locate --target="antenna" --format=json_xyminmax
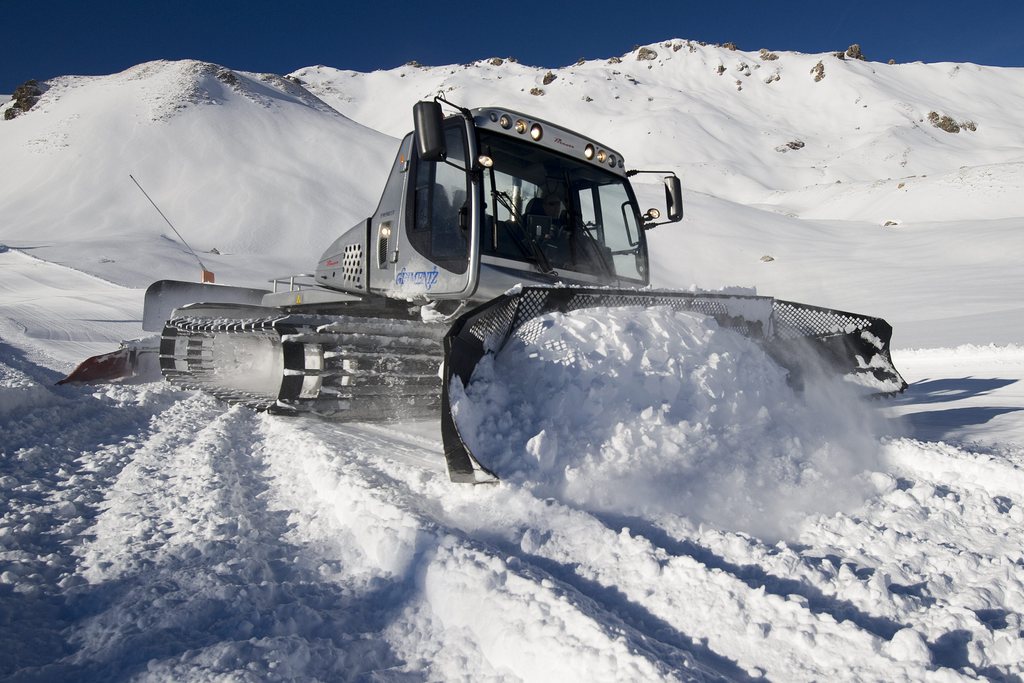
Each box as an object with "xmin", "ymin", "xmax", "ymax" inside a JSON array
[{"xmin": 130, "ymin": 174, "xmax": 215, "ymax": 283}]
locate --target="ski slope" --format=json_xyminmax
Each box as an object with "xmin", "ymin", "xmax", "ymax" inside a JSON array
[{"xmin": 2, "ymin": 41, "xmax": 1024, "ymax": 681}]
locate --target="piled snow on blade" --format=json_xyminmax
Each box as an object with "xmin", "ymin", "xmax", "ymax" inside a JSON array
[{"xmin": 452, "ymin": 306, "xmax": 886, "ymax": 539}]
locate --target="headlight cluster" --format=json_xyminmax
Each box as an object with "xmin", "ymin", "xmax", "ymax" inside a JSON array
[
  {"xmin": 490, "ymin": 111, "xmax": 623, "ymax": 169},
  {"xmin": 584, "ymin": 143, "xmax": 621, "ymax": 168},
  {"xmin": 501, "ymin": 116, "xmax": 542, "ymax": 140}
]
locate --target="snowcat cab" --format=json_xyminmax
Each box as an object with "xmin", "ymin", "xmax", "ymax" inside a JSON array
[{"xmin": 310, "ymin": 99, "xmax": 684, "ymax": 304}]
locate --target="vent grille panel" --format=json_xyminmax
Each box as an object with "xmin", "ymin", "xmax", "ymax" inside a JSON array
[{"xmin": 343, "ymin": 244, "xmax": 364, "ymax": 289}]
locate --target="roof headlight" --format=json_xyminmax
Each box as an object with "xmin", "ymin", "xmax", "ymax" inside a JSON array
[
  {"xmin": 584, "ymin": 144, "xmax": 595, "ymax": 160},
  {"xmin": 530, "ymin": 123, "xmax": 543, "ymax": 141},
  {"xmin": 514, "ymin": 119, "xmax": 527, "ymax": 134},
  {"xmin": 499, "ymin": 114, "xmax": 512, "ymax": 129},
  {"xmin": 596, "ymin": 149, "xmax": 607, "ymax": 163},
  {"xmin": 608, "ymin": 154, "xmax": 616, "ymax": 167}
]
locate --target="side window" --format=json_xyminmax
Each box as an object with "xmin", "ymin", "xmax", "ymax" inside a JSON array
[
  {"xmin": 411, "ymin": 125, "xmax": 469, "ymax": 274},
  {"xmin": 595, "ymin": 183, "xmax": 643, "ymax": 280}
]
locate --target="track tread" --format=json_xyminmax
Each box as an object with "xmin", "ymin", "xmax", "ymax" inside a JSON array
[{"xmin": 160, "ymin": 312, "xmax": 445, "ymax": 422}]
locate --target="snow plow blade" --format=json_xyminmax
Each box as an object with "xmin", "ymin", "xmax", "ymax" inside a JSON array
[
  {"xmin": 58, "ymin": 346, "xmax": 138, "ymax": 385},
  {"xmin": 57, "ymin": 338, "xmax": 160, "ymax": 385},
  {"xmin": 439, "ymin": 286, "xmax": 906, "ymax": 483}
]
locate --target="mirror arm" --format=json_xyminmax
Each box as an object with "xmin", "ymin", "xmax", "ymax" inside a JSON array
[
  {"xmin": 433, "ymin": 92, "xmax": 473, "ymax": 121},
  {"xmin": 627, "ymin": 169, "xmax": 683, "ymax": 227}
]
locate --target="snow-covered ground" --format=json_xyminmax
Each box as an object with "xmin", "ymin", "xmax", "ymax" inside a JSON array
[{"xmin": 2, "ymin": 41, "xmax": 1023, "ymax": 681}]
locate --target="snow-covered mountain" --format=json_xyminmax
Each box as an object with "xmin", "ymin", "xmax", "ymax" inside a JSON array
[
  {"xmin": 0, "ymin": 60, "xmax": 396, "ymax": 289},
  {"xmin": 2, "ymin": 40, "xmax": 1023, "ymax": 680},
  {"xmin": 293, "ymin": 43, "xmax": 1024, "ymax": 202}
]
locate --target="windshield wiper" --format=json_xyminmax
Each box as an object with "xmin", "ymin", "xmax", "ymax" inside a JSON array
[{"xmin": 492, "ymin": 189, "xmax": 555, "ymax": 274}]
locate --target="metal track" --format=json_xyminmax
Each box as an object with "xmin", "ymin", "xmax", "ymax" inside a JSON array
[{"xmin": 160, "ymin": 312, "xmax": 446, "ymax": 422}]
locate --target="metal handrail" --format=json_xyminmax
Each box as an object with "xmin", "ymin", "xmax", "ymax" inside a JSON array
[{"xmin": 268, "ymin": 274, "xmax": 316, "ymax": 293}]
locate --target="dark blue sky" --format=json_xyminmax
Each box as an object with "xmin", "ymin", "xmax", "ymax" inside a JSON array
[{"xmin": 3, "ymin": 0, "xmax": 1022, "ymax": 93}]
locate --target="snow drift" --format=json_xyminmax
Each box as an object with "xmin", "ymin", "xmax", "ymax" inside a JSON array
[{"xmin": 452, "ymin": 306, "xmax": 884, "ymax": 539}]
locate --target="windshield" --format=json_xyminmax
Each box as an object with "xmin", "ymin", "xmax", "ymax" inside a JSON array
[{"xmin": 479, "ymin": 131, "xmax": 646, "ymax": 281}]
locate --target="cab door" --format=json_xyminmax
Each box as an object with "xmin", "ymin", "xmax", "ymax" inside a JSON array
[{"xmin": 391, "ymin": 121, "xmax": 480, "ymax": 300}]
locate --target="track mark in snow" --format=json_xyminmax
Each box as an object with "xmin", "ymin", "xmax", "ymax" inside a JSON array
[
  {"xmin": 257, "ymin": 417, "xmax": 714, "ymax": 682},
  {"xmin": 0, "ymin": 361, "xmax": 185, "ymax": 677},
  {"xmin": 886, "ymin": 437, "xmax": 1024, "ymax": 501},
  {"xmin": 258, "ymin": 411, "xmax": 1024, "ymax": 680},
  {"xmin": 440, "ymin": 489, "xmax": 919, "ymax": 681},
  {"xmin": 63, "ymin": 404, "xmax": 401, "ymax": 681},
  {"xmin": 422, "ymin": 445, "xmax": 1024, "ymax": 680}
]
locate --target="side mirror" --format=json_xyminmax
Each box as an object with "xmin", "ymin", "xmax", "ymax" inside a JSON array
[
  {"xmin": 414, "ymin": 101, "xmax": 446, "ymax": 161},
  {"xmin": 664, "ymin": 175, "xmax": 683, "ymax": 222}
]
